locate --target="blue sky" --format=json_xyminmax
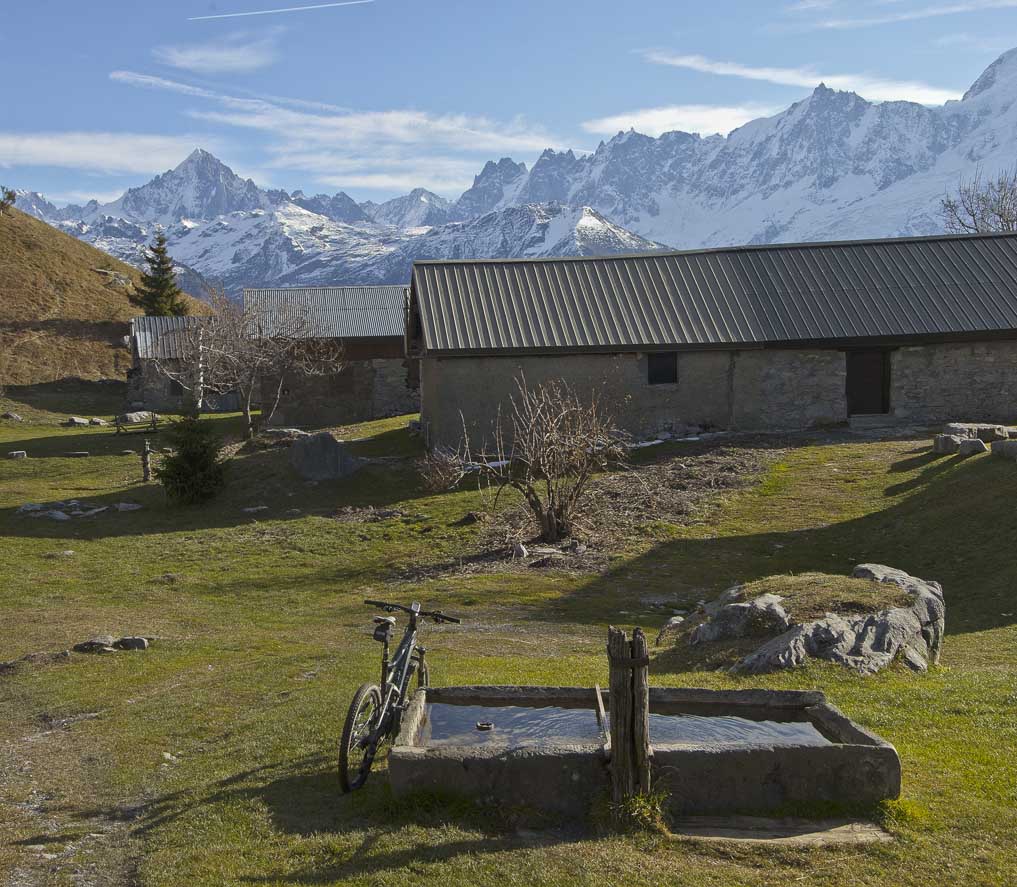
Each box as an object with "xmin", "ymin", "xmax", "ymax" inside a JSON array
[{"xmin": 3, "ymin": 0, "xmax": 1016, "ymax": 205}]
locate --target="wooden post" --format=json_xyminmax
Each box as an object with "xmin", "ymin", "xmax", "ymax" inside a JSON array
[
  {"xmin": 631, "ymin": 628, "xmax": 651, "ymax": 795},
  {"xmin": 142, "ymin": 438, "xmax": 152, "ymax": 482},
  {"xmin": 608, "ymin": 625, "xmax": 651, "ymax": 809},
  {"xmin": 608, "ymin": 626, "xmax": 634, "ymax": 804}
]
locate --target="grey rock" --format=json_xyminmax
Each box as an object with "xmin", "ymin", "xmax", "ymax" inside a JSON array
[
  {"xmin": 113, "ymin": 636, "xmax": 149, "ymax": 651},
  {"xmin": 991, "ymin": 439, "xmax": 1017, "ymax": 460},
  {"xmin": 288, "ymin": 432, "xmax": 362, "ymax": 481},
  {"xmin": 655, "ymin": 615, "xmax": 685, "ymax": 646},
  {"xmin": 243, "ymin": 505, "xmax": 269, "ymax": 513},
  {"xmin": 89, "ymin": 418, "xmax": 108, "ymax": 426},
  {"xmin": 1, "ymin": 411, "xmax": 23, "ymax": 421},
  {"xmin": 115, "ymin": 502, "xmax": 143, "ymax": 512},
  {"xmin": 46, "ymin": 510, "xmax": 71, "ymax": 521},
  {"xmin": 119, "ymin": 411, "xmax": 156, "ymax": 424},
  {"xmin": 958, "ymin": 438, "xmax": 989, "ymax": 456},
  {"xmin": 120, "ymin": 449, "xmax": 137, "ymax": 455},
  {"xmin": 943, "ymin": 422, "xmax": 1008, "ymax": 442},
  {"xmin": 734, "ymin": 563, "xmax": 945, "ymax": 676},
  {"xmin": 64, "ymin": 416, "xmax": 89, "ymax": 427},
  {"xmin": 16, "ymin": 503, "xmax": 45, "ymax": 514},
  {"xmin": 932, "ymin": 434, "xmax": 962, "ymax": 454},
  {"xmin": 689, "ymin": 589, "xmax": 792, "ymax": 645},
  {"xmin": 7, "ymin": 451, "xmax": 27, "ymax": 459},
  {"xmin": 513, "ymin": 542, "xmax": 529, "ymax": 559},
  {"xmin": 44, "ymin": 550, "xmax": 75, "ymax": 559},
  {"xmin": 261, "ymin": 427, "xmax": 309, "ymax": 439},
  {"xmin": 73, "ymin": 635, "xmax": 117, "ymax": 654},
  {"xmin": 66, "ymin": 451, "xmax": 90, "ymax": 458}
]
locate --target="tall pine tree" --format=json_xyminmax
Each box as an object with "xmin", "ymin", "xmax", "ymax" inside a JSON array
[{"xmin": 138, "ymin": 231, "xmax": 188, "ymax": 316}]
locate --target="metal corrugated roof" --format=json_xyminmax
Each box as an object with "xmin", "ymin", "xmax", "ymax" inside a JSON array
[
  {"xmin": 130, "ymin": 315, "xmax": 199, "ymax": 360},
  {"xmin": 410, "ymin": 232, "xmax": 1017, "ymax": 354},
  {"xmin": 243, "ymin": 286, "xmax": 406, "ymax": 339}
]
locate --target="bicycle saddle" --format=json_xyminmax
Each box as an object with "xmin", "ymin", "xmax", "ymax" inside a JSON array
[{"xmin": 373, "ymin": 616, "xmax": 396, "ymax": 626}]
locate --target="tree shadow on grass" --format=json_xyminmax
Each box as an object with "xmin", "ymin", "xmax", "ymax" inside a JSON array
[
  {"xmin": 86, "ymin": 755, "xmax": 569, "ymax": 883},
  {"xmin": 525, "ymin": 453, "xmax": 1016, "ymax": 637},
  {"xmin": 0, "ymin": 445, "xmax": 436, "ymax": 540}
]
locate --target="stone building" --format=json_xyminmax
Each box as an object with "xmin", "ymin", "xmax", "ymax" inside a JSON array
[
  {"xmin": 244, "ymin": 286, "xmax": 418, "ymax": 428},
  {"xmin": 125, "ymin": 315, "xmax": 197, "ymax": 412},
  {"xmin": 405, "ymin": 232, "xmax": 1017, "ymax": 449}
]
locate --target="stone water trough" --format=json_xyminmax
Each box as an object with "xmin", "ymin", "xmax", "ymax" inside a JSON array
[{"xmin": 388, "ymin": 685, "xmax": 901, "ymax": 819}]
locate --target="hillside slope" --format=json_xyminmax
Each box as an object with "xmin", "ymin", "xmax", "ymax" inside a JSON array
[{"xmin": 0, "ymin": 208, "xmax": 200, "ymax": 385}]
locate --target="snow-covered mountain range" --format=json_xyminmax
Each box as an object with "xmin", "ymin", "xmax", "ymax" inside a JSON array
[{"xmin": 17, "ymin": 48, "xmax": 1017, "ymax": 294}]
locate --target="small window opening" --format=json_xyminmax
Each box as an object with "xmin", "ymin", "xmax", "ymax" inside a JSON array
[{"xmin": 647, "ymin": 352, "xmax": 678, "ymax": 385}]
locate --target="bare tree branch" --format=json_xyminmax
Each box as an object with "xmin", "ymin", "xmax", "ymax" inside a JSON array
[
  {"xmin": 152, "ymin": 286, "xmax": 346, "ymax": 437},
  {"xmin": 941, "ymin": 164, "xmax": 1017, "ymax": 234},
  {"xmin": 420, "ymin": 377, "xmax": 629, "ymax": 543}
]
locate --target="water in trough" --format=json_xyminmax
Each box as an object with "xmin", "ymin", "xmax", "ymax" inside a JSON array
[{"xmin": 421, "ymin": 702, "xmax": 831, "ymax": 749}]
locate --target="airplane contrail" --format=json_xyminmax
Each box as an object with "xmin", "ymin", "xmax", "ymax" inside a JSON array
[{"xmin": 188, "ymin": 0, "xmax": 374, "ymax": 21}]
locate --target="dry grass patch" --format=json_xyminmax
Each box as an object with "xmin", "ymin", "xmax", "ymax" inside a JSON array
[{"xmin": 741, "ymin": 572, "xmax": 913, "ymax": 622}]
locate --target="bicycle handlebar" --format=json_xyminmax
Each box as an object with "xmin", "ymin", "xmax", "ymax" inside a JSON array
[{"xmin": 364, "ymin": 599, "xmax": 461, "ymax": 624}]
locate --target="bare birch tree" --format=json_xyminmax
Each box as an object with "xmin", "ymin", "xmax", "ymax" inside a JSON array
[
  {"xmin": 155, "ymin": 287, "xmax": 345, "ymax": 438},
  {"xmin": 420, "ymin": 377, "xmax": 628, "ymax": 543},
  {"xmin": 941, "ymin": 165, "xmax": 1017, "ymax": 234}
]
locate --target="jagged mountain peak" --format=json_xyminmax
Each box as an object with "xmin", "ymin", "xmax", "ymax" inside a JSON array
[
  {"xmin": 963, "ymin": 47, "xmax": 1017, "ymax": 101},
  {"xmin": 366, "ymin": 188, "xmax": 452, "ymax": 228}
]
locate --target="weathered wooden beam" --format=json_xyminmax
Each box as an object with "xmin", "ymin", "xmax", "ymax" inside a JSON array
[
  {"xmin": 632, "ymin": 627, "xmax": 651, "ymax": 794},
  {"xmin": 608, "ymin": 626, "xmax": 635, "ymax": 804}
]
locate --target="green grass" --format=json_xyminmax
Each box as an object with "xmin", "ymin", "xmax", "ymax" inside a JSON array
[{"xmin": 1, "ymin": 401, "xmax": 1016, "ymax": 886}]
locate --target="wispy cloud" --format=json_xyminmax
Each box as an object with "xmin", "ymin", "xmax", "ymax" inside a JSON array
[
  {"xmin": 110, "ymin": 70, "xmax": 564, "ymax": 195},
  {"xmin": 47, "ymin": 189, "xmax": 131, "ymax": 206},
  {"xmin": 795, "ymin": 0, "xmax": 1017, "ymax": 30},
  {"xmin": 643, "ymin": 50, "xmax": 961, "ymax": 104},
  {"xmin": 188, "ymin": 0, "xmax": 373, "ymax": 22},
  {"xmin": 582, "ymin": 103, "xmax": 782, "ymax": 138},
  {"xmin": 153, "ymin": 32, "xmax": 281, "ymax": 74},
  {"xmin": 0, "ymin": 132, "xmax": 218, "ymax": 175},
  {"xmin": 933, "ymin": 31, "xmax": 1012, "ymax": 52}
]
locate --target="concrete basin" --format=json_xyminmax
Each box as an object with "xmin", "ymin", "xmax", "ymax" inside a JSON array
[{"xmin": 388, "ymin": 686, "xmax": 901, "ymax": 818}]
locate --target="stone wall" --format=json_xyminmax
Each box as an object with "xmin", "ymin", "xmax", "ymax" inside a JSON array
[
  {"xmin": 891, "ymin": 340, "xmax": 1017, "ymax": 424},
  {"xmin": 125, "ymin": 358, "xmax": 191, "ymax": 413},
  {"xmin": 266, "ymin": 358, "xmax": 418, "ymax": 428},
  {"xmin": 420, "ymin": 339, "xmax": 1017, "ymax": 448},
  {"xmin": 420, "ymin": 348, "xmax": 849, "ymax": 449}
]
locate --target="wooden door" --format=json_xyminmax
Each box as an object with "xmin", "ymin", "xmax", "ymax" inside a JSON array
[{"xmin": 846, "ymin": 351, "xmax": 890, "ymax": 415}]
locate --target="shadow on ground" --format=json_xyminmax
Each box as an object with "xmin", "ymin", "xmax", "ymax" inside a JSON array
[{"xmin": 535, "ymin": 450, "xmax": 1016, "ymax": 638}]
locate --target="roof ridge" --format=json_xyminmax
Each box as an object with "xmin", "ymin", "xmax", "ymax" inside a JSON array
[{"xmin": 410, "ymin": 230, "xmax": 1017, "ymax": 269}]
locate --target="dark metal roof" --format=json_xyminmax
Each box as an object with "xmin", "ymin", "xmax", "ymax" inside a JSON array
[
  {"xmin": 410, "ymin": 232, "xmax": 1017, "ymax": 354},
  {"xmin": 130, "ymin": 315, "xmax": 199, "ymax": 360},
  {"xmin": 243, "ymin": 286, "xmax": 406, "ymax": 339}
]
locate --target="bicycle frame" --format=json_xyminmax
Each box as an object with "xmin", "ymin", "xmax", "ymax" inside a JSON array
[{"xmin": 363, "ymin": 603, "xmax": 425, "ymax": 762}]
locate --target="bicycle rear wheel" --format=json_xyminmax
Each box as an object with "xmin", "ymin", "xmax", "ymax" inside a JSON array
[{"xmin": 338, "ymin": 683, "xmax": 382, "ymax": 793}]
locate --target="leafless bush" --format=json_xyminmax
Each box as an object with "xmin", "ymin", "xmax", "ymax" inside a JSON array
[
  {"xmin": 420, "ymin": 377, "xmax": 628, "ymax": 543},
  {"xmin": 941, "ymin": 164, "xmax": 1017, "ymax": 234},
  {"xmin": 155, "ymin": 286, "xmax": 345, "ymax": 438}
]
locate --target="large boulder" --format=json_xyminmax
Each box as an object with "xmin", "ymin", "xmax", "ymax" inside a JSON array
[
  {"xmin": 991, "ymin": 439, "xmax": 1017, "ymax": 461},
  {"xmin": 118, "ymin": 411, "xmax": 156, "ymax": 425},
  {"xmin": 958, "ymin": 438, "xmax": 989, "ymax": 457},
  {"xmin": 289, "ymin": 432, "xmax": 362, "ymax": 481},
  {"xmin": 943, "ymin": 422, "xmax": 1008, "ymax": 442},
  {"xmin": 689, "ymin": 588, "xmax": 791, "ymax": 645},
  {"xmin": 734, "ymin": 564, "xmax": 945, "ymax": 676},
  {"xmin": 64, "ymin": 417, "xmax": 89, "ymax": 427},
  {"xmin": 932, "ymin": 434, "xmax": 962, "ymax": 455}
]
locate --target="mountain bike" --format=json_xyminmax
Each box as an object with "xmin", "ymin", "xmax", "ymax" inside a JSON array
[{"xmin": 338, "ymin": 599, "xmax": 461, "ymax": 793}]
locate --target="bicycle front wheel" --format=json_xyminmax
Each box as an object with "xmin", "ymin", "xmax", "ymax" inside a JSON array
[{"xmin": 338, "ymin": 683, "xmax": 382, "ymax": 793}]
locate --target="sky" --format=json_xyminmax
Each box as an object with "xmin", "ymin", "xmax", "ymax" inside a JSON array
[{"xmin": 3, "ymin": 0, "xmax": 1017, "ymax": 205}]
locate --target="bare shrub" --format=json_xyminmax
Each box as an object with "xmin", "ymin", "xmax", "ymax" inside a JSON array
[
  {"xmin": 941, "ymin": 165, "xmax": 1017, "ymax": 234},
  {"xmin": 420, "ymin": 377, "xmax": 628, "ymax": 543},
  {"xmin": 154, "ymin": 287, "xmax": 345, "ymax": 438}
]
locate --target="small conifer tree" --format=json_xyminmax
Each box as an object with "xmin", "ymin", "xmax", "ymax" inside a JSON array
[
  {"xmin": 155, "ymin": 417, "xmax": 227, "ymax": 504},
  {"xmin": 138, "ymin": 231, "xmax": 188, "ymax": 316},
  {"xmin": 0, "ymin": 186, "xmax": 15, "ymax": 217}
]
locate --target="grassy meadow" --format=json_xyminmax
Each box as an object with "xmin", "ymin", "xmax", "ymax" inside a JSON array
[{"xmin": 1, "ymin": 385, "xmax": 1015, "ymax": 886}]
